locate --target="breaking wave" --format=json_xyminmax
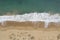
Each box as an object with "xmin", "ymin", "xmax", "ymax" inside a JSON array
[{"xmin": 0, "ymin": 12, "xmax": 60, "ymax": 28}]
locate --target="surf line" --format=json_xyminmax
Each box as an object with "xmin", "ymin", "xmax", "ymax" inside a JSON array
[{"xmin": 0, "ymin": 12, "xmax": 60, "ymax": 28}]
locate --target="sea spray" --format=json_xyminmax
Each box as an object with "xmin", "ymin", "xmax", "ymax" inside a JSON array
[{"xmin": 0, "ymin": 12, "xmax": 60, "ymax": 28}]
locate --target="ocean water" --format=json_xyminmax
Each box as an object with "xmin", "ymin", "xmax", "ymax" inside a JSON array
[
  {"xmin": 0, "ymin": 0, "xmax": 60, "ymax": 15},
  {"xmin": 0, "ymin": 0, "xmax": 60, "ymax": 28}
]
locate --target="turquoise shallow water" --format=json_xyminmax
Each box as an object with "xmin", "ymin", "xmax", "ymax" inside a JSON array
[{"xmin": 0, "ymin": 0, "xmax": 60, "ymax": 15}]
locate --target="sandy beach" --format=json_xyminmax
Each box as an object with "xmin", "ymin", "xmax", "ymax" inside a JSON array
[
  {"xmin": 0, "ymin": 21, "xmax": 60, "ymax": 40},
  {"xmin": 0, "ymin": 0, "xmax": 60, "ymax": 40}
]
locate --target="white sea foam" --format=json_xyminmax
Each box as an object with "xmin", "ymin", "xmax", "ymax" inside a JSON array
[{"xmin": 0, "ymin": 12, "xmax": 60, "ymax": 28}]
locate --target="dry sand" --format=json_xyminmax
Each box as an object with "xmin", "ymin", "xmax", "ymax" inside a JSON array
[{"xmin": 0, "ymin": 21, "xmax": 60, "ymax": 40}]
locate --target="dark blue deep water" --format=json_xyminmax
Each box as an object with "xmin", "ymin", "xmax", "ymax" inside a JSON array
[{"xmin": 0, "ymin": 0, "xmax": 60, "ymax": 15}]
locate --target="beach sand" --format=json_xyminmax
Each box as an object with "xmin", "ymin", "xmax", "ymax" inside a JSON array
[{"xmin": 0, "ymin": 21, "xmax": 60, "ymax": 40}]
